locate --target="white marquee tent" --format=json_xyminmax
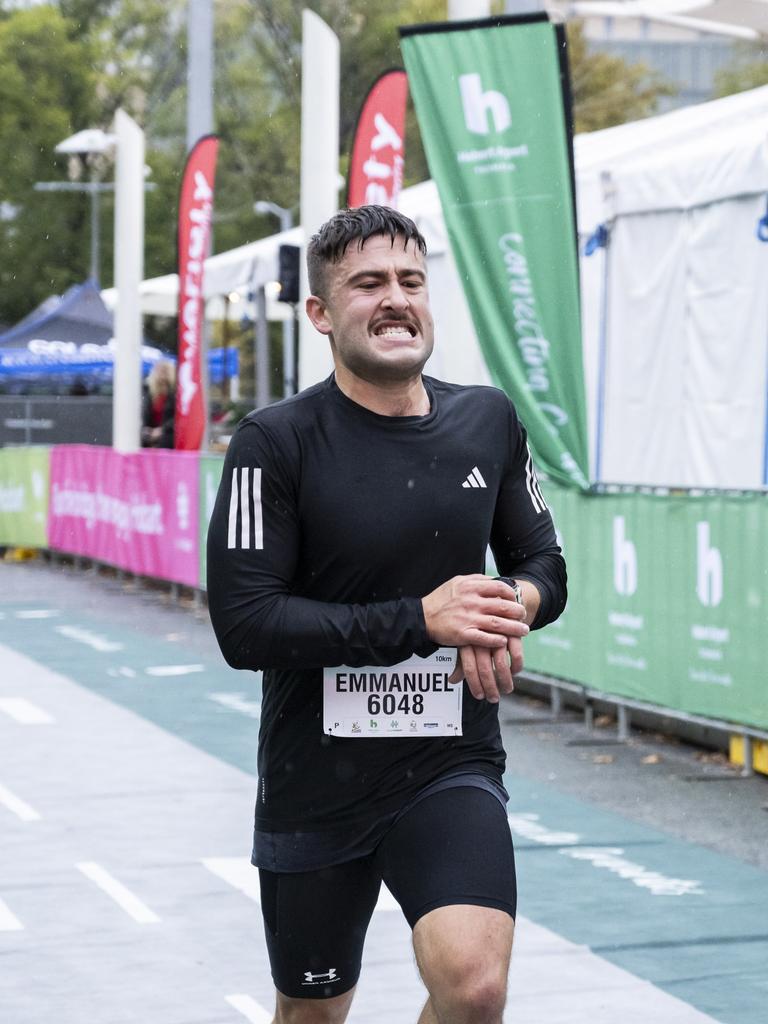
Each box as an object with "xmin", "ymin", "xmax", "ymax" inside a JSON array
[{"xmin": 105, "ymin": 85, "xmax": 768, "ymax": 489}]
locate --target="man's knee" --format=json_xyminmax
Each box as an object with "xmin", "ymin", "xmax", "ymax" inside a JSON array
[{"xmin": 434, "ymin": 955, "xmax": 508, "ymax": 1022}]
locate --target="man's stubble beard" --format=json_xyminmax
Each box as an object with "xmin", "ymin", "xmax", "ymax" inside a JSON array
[{"xmin": 333, "ymin": 336, "xmax": 435, "ymax": 385}]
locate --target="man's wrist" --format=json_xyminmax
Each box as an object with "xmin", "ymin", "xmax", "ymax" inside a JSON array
[
  {"xmin": 507, "ymin": 579, "xmax": 524, "ymax": 608},
  {"xmin": 497, "ymin": 576, "xmax": 539, "ymax": 625}
]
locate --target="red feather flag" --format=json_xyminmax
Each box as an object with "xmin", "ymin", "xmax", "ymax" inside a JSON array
[
  {"xmin": 175, "ymin": 134, "xmax": 219, "ymax": 450},
  {"xmin": 348, "ymin": 70, "xmax": 408, "ymax": 210}
]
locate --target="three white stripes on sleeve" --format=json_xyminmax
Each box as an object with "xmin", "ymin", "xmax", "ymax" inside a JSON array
[{"xmin": 228, "ymin": 467, "xmax": 264, "ymax": 550}]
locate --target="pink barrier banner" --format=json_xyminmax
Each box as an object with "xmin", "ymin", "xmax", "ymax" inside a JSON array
[{"xmin": 49, "ymin": 446, "xmax": 200, "ymax": 587}]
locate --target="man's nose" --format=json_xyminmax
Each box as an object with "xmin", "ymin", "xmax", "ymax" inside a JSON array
[{"xmin": 381, "ymin": 280, "xmax": 409, "ymax": 310}]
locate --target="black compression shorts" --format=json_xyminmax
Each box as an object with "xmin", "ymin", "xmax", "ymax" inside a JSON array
[{"xmin": 258, "ymin": 786, "xmax": 517, "ymax": 999}]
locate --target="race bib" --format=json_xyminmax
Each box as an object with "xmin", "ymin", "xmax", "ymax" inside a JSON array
[{"xmin": 323, "ymin": 649, "xmax": 462, "ymax": 738}]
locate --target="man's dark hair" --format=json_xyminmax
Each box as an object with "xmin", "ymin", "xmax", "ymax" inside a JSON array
[{"xmin": 307, "ymin": 206, "xmax": 427, "ymax": 299}]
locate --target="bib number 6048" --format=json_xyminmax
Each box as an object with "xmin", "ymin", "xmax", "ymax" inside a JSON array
[{"xmin": 368, "ymin": 693, "xmax": 424, "ymax": 716}]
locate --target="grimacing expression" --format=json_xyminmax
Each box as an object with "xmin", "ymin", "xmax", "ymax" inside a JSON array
[{"xmin": 311, "ymin": 234, "xmax": 435, "ymax": 384}]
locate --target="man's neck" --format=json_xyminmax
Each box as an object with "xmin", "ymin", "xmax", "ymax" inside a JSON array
[{"xmin": 334, "ymin": 367, "xmax": 430, "ymax": 418}]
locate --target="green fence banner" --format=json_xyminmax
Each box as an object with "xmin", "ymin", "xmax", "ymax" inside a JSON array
[
  {"xmin": 400, "ymin": 15, "xmax": 588, "ymax": 490},
  {"xmin": 0, "ymin": 446, "xmax": 50, "ymax": 548},
  {"xmin": 199, "ymin": 454, "xmax": 224, "ymax": 589},
  {"xmin": 525, "ymin": 483, "xmax": 768, "ymax": 731}
]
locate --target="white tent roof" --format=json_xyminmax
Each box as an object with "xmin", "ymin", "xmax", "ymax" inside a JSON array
[
  {"xmin": 549, "ymin": 0, "xmax": 768, "ymax": 39},
  {"xmin": 574, "ymin": 84, "xmax": 768, "ymax": 231},
  {"xmin": 101, "ymin": 226, "xmax": 302, "ymax": 321}
]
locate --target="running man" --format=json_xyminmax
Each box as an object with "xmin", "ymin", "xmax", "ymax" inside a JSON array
[{"xmin": 207, "ymin": 206, "xmax": 566, "ymax": 1024}]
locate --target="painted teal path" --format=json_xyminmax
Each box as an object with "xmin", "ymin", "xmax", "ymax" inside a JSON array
[{"xmin": 3, "ymin": 601, "xmax": 767, "ymax": 1024}]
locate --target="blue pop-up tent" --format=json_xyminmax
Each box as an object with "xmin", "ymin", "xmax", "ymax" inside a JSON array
[{"xmin": 0, "ymin": 279, "xmax": 237, "ymax": 383}]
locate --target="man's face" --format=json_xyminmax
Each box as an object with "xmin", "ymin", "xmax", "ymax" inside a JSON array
[{"xmin": 306, "ymin": 234, "xmax": 434, "ymax": 384}]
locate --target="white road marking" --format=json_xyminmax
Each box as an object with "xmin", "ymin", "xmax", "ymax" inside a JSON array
[
  {"xmin": 203, "ymin": 857, "xmax": 399, "ymax": 913},
  {"xmin": 107, "ymin": 666, "xmax": 137, "ymax": 679},
  {"xmin": 0, "ymin": 782, "xmax": 40, "ymax": 822},
  {"xmin": 225, "ymin": 994, "xmax": 272, "ymax": 1023},
  {"xmin": 225, "ymin": 995, "xmax": 274, "ymax": 1019},
  {"xmin": 208, "ymin": 692, "xmax": 262, "ymax": 719},
  {"xmin": 145, "ymin": 664, "xmax": 205, "ymax": 677},
  {"xmin": 203, "ymin": 857, "xmax": 261, "ymax": 902},
  {"xmin": 54, "ymin": 624, "xmax": 124, "ymax": 652},
  {"xmin": 14, "ymin": 609, "xmax": 59, "ymax": 619},
  {"xmin": 76, "ymin": 862, "xmax": 160, "ymax": 924},
  {"xmin": 563, "ymin": 846, "xmax": 704, "ymax": 896},
  {"xmin": 0, "ymin": 897, "xmax": 23, "ymax": 931},
  {"xmin": 509, "ymin": 813, "xmax": 703, "ymax": 897},
  {"xmin": 0, "ymin": 698, "xmax": 54, "ymax": 724}
]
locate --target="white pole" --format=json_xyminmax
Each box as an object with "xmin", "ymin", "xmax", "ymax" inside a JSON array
[
  {"xmin": 187, "ymin": 0, "xmax": 214, "ymax": 151},
  {"xmin": 298, "ymin": 9, "xmax": 339, "ymax": 391},
  {"xmin": 112, "ymin": 109, "xmax": 144, "ymax": 453}
]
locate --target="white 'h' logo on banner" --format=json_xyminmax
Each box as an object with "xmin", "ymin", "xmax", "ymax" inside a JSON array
[
  {"xmin": 459, "ymin": 73, "xmax": 511, "ymax": 134},
  {"xmin": 613, "ymin": 516, "xmax": 637, "ymax": 596},
  {"xmin": 696, "ymin": 521, "xmax": 723, "ymax": 607}
]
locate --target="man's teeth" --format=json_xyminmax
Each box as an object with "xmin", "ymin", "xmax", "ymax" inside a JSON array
[{"xmin": 376, "ymin": 326, "xmax": 413, "ymax": 337}]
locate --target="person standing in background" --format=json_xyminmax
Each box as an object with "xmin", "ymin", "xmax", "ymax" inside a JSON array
[{"xmin": 141, "ymin": 360, "xmax": 176, "ymax": 448}]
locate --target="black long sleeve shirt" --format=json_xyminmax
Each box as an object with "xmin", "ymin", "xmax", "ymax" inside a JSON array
[{"xmin": 207, "ymin": 374, "xmax": 566, "ymax": 844}]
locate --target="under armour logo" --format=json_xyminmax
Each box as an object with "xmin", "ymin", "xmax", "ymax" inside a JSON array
[
  {"xmin": 462, "ymin": 466, "xmax": 486, "ymax": 489},
  {"xmin": 303, "ymin": 968, "xmax": 338, "ymax": 984}
]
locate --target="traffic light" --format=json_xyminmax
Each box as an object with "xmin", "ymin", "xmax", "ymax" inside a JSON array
[{"xmin": 277, "ymin": 244, "xmax": 300, "ymax": 304}]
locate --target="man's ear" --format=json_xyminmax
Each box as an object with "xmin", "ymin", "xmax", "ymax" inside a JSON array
[{"xmin": 306, "ymin": 295, "xmax": 332, "ymax": 336}]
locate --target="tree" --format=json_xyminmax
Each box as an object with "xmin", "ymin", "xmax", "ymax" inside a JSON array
[
  {"xmin": 0, "ymin": 5, "xmax": 99, "ymax": 326},
  {"xmin": 566, "ymin": 21, "xmax": 676, "ymax": 134},
  {"xmin": 713, "ymin": 42, "xmax": 768, "ymax": 98}
]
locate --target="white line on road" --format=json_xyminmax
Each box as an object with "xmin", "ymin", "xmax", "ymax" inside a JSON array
[
  {"xmin": 0, "ymin": 897, "xmax": 24, "ymax": 931},
  {"xmin": 203, "ymin": 857, "xmax": 399, "ymax": 912},
  {"xmin": 203, "ymin": 857, "xmax": 261, "ymax": 902},
  {"xmin": 145, "ymin": 664, "xmax": 205, "ymax": 677},
  {"xmin": 0, "ymin": 782, "xmax": 41, "ymax": 821},
  {"xmin": 0, "ymin": 698, "xmax": 54, "ymax": 724},
  {"xmin": 225, "ymin": 994, "xmax": 272, "ymax": 1024},
  {"xmin": 54, "ymin": 624, "xmax": 124, "ymax": 652},
  {"xmin": 14, "ymin": 609, "xmax": 60, "ymax": 619},
  {"xmin": 76, "ymin": 862, "xmax": 160, "ymax": 924},
  {"xmin": 508, "ymin": 813, "xmax": 703, "ymax": 897},
  {"xmin": 209, "ymin": 692, "xmax": 262, "ymax": 718},
  {"xmin": 107, "ymin": 666, "xmax": 137, "ymax": 678}
]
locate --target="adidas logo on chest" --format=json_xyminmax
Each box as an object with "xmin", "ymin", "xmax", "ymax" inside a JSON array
[{"xmin": 462, "ymin": 466, "xmax": 487, "ymax": 489}]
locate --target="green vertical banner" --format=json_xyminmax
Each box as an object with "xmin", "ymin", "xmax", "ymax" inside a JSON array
[
  {"xmin": 0, "ymin": 446, "xmax": 50, "ymax": 547},
  {"xmin": 199, "ymin": 454, "xmax": 224, "ymax": 588},
  {"xmin": 400, "ymin": 15, "xmax": 588, "ymax": 489}
]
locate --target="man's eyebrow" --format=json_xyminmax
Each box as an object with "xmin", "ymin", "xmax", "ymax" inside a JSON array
[{"xmin": 345, "ymin": 267, "xmax": 426, "ymax": 285}]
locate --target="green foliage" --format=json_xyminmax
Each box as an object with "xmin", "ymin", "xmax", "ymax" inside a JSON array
[
  {"xmin": 713, "ymin": 42, "xmax": 768, "ymax": 98},
  {"xmin": 0, "ymin": 5, "xmax": 99, "ymax": 324},
  {"xmin": 566, "ymin": 21, "xmax": 676, "ymax": 134}
]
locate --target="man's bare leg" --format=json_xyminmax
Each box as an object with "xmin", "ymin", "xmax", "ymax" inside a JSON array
[
  {"xmin": 413, "ymin": 905, "xmax": 514, "ymax": 1024},
  {"xmin": 272, "ymin": 985, "xmax": 356, "ymax": 1024}
]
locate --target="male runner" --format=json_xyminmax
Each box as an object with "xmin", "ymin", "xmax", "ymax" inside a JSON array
[{"xmin": 207, "ymin": 206, "xmax": 566, "ymax": 1024}]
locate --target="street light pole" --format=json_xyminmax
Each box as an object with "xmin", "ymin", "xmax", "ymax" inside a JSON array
[
  {"xmin": 90, "ymin": 162, "xmax": 101, "ymax": 283},
  {"xmin": 254, "ymin": 200, "xmax": 296, "ymax": 398}
]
